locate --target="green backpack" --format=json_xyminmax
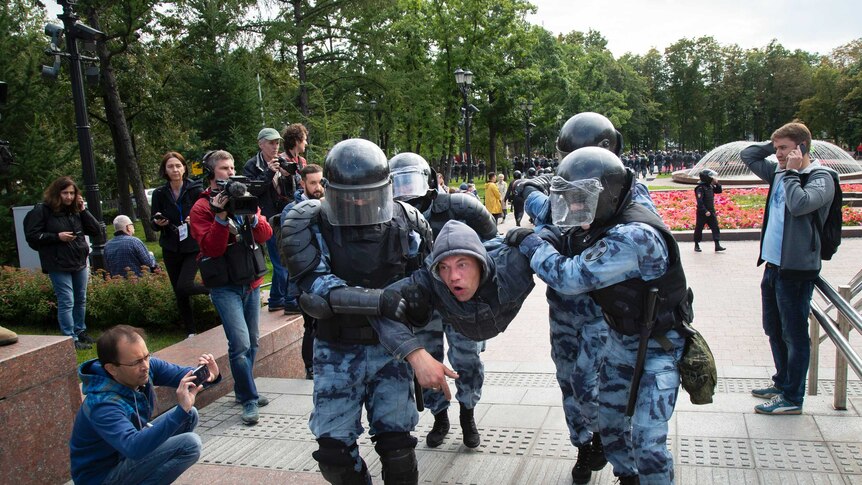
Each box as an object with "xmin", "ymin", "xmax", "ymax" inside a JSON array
[{"xmin": 678, "ymin": 325, "xmax": 718, "ymax": 405}]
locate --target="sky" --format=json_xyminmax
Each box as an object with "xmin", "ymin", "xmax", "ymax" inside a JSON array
[{"xmin": 526, "ymin": 0, "xmax": 860, "ymax": 58}]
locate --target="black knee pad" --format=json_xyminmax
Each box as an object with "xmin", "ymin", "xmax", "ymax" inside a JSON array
[
  {"xmin": 372, "ymin": 432, "xmax": 418, "ymax": 485},
  {"xmin": 313, "ymin": 438, "xmax": 369, "ymax": 485}
]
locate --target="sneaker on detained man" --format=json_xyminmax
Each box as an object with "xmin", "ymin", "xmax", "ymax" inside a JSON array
[
  {"xmin": 754, "ymin": 394, "xmax": 802, "ymax": 415},
  {"xmin": 751, "ymin": 386, "xmax": 781, "ymax": 399}
]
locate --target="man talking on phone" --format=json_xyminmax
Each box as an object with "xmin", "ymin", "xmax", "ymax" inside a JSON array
[
  {"xmin": 70, "ymin": 325, "xmax": 220, "ymax": 484},
  {"xmin": 740, "ymin": 121, "xmax": 836, "ymax": 415}
]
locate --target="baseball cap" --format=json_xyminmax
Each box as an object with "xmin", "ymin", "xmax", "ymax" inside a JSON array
[
  {"xmin": 258, "ymin": 128, "xmax": 282, "ymax": 141},
  {"xmin": 113, "ymin": 215, "xmax": 133, "ymax": 232}
]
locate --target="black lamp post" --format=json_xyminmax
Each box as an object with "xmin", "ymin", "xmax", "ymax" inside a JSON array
[
  {"xmin": 455, "ymin": 68, "xmax": 476, "ymax": 183},
  {"xmin": 44, "ymin": 0, "xmax": 107, "ymax": 270},
  {"xmin": 369, "ymin": 99, "xmax": 378, "ymax": 146},
  {"xmin": 520, "ymin": 100, "xmax": 533, "ymax": 170}
]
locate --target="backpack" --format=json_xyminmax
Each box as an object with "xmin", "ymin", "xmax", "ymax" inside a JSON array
[{"xmin": 800, "ymin": 170, "xmax": 842, "ymax": 260}]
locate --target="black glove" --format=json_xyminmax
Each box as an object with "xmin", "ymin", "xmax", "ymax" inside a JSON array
[
  {"xmin": 379, "ymin": 289, "xmax": 407, "ymax": 322},
  {"xmin": 505, "ymin": 227, "xmax": 535, "ymax": 247},
  {"xmin": 537, "ymin": 226, "xmax": 563, "ymax": 250},
  {"xmin": 521, "ymin": 174, "xmax": 553, "ymax": 198},
  {"xmin": 402, "ymin": 283, "xmax": 432, "ymax": 327}
]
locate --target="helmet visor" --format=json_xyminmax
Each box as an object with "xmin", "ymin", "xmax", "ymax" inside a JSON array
[
  {"xmin": 549, "ymin": 176, "xmax": 603, "ymax": 227},
  {"xmin": 391, "ymin": 167, "xmax": 429, "ymax": 199},
  {"xmin": 322, "ymin": 183, "xmax": 394, "ymax": 226}
]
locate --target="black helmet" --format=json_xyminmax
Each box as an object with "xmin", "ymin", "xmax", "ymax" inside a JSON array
[
  {"xmin": 323, "ymin": 138, "xmax": 393, "ymax": 226},
  {"xmin": 527, "ymin": 167, "xmax": 537, "ymax": 177},
  {"xmin": 388, "ymin": 152, "xmax": 437, "ymax": 211},
  {"xmin": 513, "ymin": 170, "xmax": 522, "ymax": 179},
  {"xmin": 556, "ymin": 112, "xmax": 623, "ymax": 158},
  {"xmin": 553, "ymin": 147, "xmax": 632, "ymax": 227},
  {"xmin": 699, "ymin": 169, "xmax": 717, "ymax": 184}
]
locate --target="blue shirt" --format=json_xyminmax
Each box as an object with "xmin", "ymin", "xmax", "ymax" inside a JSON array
[
  {"xmin": 104, "ymin": 233, "xmax": 156, "ymax": 277},
  {"xmin": 761, "ymin": 174, "xmax": 786, "ymax": 265}
]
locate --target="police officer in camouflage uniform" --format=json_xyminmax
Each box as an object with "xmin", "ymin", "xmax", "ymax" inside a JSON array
[
  {"xmin": 521, "ymin": 112, "xmax": 662, "ymax": 484},
  {"xmin": 389, "ymin": 152, "xmax": 497, "ymax": 449},
  {"xmin": 513, "ymin": 147, "xmax": 693, "ymax": 485},
  {"xmin": 280, "ymin": 139, "xmax": 434, "ymax": 484}
]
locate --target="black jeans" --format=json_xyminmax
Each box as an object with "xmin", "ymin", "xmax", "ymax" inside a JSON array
[
  {"xmin": 162, "ymin": 249, "xmax": 209, "ymax": 334},
  {"xmin": 302, "ymin": 312, "xmax": 316, "ymax": 369},
  {"xmin": 693, "ymin": 211, "xmax": 720, "ymax": 244}
]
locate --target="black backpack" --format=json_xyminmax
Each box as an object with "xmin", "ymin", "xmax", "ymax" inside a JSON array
[{"xmin": 800, "ymin": 169, "xmax": 842, "ymax": 260}]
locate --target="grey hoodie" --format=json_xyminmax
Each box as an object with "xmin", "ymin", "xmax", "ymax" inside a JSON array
[{"xmin": 374, "ymin": 220, "xmax": 536, "ymax": 357}]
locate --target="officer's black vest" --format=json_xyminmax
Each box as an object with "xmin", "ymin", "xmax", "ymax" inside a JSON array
[
  {"xmin": 565, "ymin": 203, "xmax": 692, "ymax": 337},
  {"xmin": 315, "ymin": 208, "xmax": 413, "ymax": 344}
]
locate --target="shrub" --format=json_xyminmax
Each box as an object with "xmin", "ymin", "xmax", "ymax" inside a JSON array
[{"xmin": 0, "ymin": 265, "xmax": 219, "ymax": 332}]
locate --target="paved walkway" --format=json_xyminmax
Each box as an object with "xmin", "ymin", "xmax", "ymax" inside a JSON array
[{"xmin": 179, "ymin": 215, "xmax": 862, "ymax": 484}]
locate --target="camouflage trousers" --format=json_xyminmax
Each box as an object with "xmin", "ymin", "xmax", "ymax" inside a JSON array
[
  {"xmin": 415, "ymin": 313, "xmax": 484, "ymax": 413},
  {"xmin": 309, "ymin": 338, "xmax": 418, "ymax": 471},
  {"xmin": 598, "ymin": 328, "xmax": 684, "ymax": 484},
  {"xmin": 549, "ymin": 314, "xmax": 607, "ymax": 447}
]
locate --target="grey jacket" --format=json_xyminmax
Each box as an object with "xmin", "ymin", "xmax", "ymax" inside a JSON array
[
  {"xmin": 374, "ymin": 220, "xmax": 535, "ymax": 359},
  {"xmin": 740, "ymin": 141, "xmax": 835, "ymax": 279}
]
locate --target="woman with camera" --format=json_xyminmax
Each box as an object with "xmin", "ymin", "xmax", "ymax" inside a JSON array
[
  {"xmin": 24, "ymin": 176, "xmax": 102, "ymax": 350},
  {"xmin": 151, "ymin": 151, "xmax": 208, "ymax": 337}
]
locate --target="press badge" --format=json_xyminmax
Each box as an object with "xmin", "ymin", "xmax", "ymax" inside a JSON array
[{"xmin": 178, "ymin": 223, "xmax": 189, "ymax": 241}]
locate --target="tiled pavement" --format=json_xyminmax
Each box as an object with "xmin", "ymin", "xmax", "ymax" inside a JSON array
[{"xmin": 178, "ymin": 217, "xmax": 862, "ymax": 484}]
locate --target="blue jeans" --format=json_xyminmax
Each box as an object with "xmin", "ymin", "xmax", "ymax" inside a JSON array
[
  {"xmin": 210, "ymin": 285, "xmax": 260, "ymax": 404},
  {"xmin": 103, "ymin": 407, "xmax": 201, "ymax": 485},
  {"xmin": 266, "ymin": 236, "xmax": 291, "ymax": 307},
  {"xmin": 48, "ymin": 268, "xmax": 89, "ymax": 339},
  {"xmin": 761, "ymin": 266, "xmax": 815, "ymax": 405}
]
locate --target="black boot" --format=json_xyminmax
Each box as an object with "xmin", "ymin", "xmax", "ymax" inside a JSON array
[
  {"xmin": 588, "ymin": 433, "xmax": 607, "ymax": 471},
  {"xmin": 715, "ymin": 241, "xmax": 726, "ymax": 251},
  {"xmin": 694, "ymin": 243, "xmax": 702, "ymax": 252},
  {"xmin": 618, "ymin": 474, "xmax": 640, "ymax": 485},
  {"xmin": 459, "ymin": 403, "xmax": 480, "ymax": 448},
  {"xmin": 572, "ymin": 443, "xmax": 592, "ymax": 484},
  {"xmin": 425, "ymin": 410, "xmax": 450, "ymax": 448}
]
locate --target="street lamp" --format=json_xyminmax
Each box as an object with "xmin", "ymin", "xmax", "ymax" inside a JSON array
[
  {"xmin": 455, "ymin": 68, "xmax": 477, "ymax": 183},
  {"xmin": 42, "ymin": 0, "xmax": 108, "ymax": 270},
  {"xmin": 520, "ymin": 100, "xmax": 533, "ymax": 171}
]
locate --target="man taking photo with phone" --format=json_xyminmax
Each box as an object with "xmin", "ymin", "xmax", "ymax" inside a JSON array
[{"xmin": 70, "ymin": 325, "xmax": 220, "ymax": 484}]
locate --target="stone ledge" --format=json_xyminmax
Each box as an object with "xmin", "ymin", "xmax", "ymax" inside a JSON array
[
  {"xmin": 0, "ymin": 336, "xmax": 80, "ymax": 485},
  {"xmin": 152, "ymin": 310, "xmax": 306, "ymax": 415}
]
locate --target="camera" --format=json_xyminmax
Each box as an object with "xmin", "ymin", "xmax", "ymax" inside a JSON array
[
  {"xmin": 191, "ymin": 365, "xmax": 210, "ymax": 384},
  {"xmin": 276, "ymin": 156, "xmax": 298, "ymax": 175},
  {"xmin": 212, "ymin": 176, "xmax": 263, "ymax": 216}
]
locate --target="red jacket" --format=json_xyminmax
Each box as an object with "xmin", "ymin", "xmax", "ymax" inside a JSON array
[{"xmin": 189, "ymin": 189, "xmax": 273, "ymax": 289}]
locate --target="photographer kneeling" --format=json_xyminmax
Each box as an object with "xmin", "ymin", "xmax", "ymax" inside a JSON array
[
  {"xmin": 70, "ymin": 325, "xmax": 220, "ymax": 484},
  {"xmin": 189, "ymin": 150, "xmax": 273, "ymax": 425}
]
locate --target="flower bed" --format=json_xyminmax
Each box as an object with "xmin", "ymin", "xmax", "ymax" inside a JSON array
[{"xmin": 652, "ymin": 184, "xmax": 862, "ymax": 231}]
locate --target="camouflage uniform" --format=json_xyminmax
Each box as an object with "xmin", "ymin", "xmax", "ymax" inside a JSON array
[
  {"xmin": 523, "ymin": 194, "xmax": 684, "ymax": 483},
  {"xmin": 414, "ymin": 313, "xmax": 484, "ymax": 414}
]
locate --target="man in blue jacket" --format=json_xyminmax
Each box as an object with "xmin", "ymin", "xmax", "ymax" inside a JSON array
[
  {"xmin": 741, "ymin": 122, "xmax": 835, "ymax": 415},
  {"xmin": 70, "ymin": 325, "xmax": 220, "ymax": 484}
]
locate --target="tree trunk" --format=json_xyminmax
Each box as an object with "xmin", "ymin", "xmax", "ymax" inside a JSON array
[
  {"xmin": 116, "ymin": 165, "xmax": 132, "ymax": 217},
  {"xmin": 88, "ymin": 9, "xmax": 155, "ymax": 241},
  {"xmin": 293, "ymin": 0, "xmax": 309, "ymax": 118}
]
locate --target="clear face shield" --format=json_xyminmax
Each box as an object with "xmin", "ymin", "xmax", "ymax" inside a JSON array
[
  {"xmin": 391, "ymin": 167, "xmax": 429, "ymax": 200},
  {"xmin": 549, "ymin": 176, "xmax": 604, "ymax": 228},
  {"xmin": 322, "ymin": 182, "xmax": 394, "ymax": 226}
]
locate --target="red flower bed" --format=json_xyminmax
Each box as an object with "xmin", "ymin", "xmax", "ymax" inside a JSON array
[{"xmin": 651, "ymin": 184, "xmax": 862, "ymax": 231}]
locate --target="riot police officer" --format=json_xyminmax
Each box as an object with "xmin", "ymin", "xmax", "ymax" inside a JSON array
[
  {"xmin": 389, "ymin": 152, "xmax": 496, "ymax": 449},
  {"xmin": 280, "ymin": 139, "xmax": 433, "ymax": 484},
  {"xmin": 505, "ymin": 170, "xmax": 526, "ymax": 226},
  {"xmin": 694, "ymin": 169, "xmax": 726, "ymax": 252},
  {"xmin": 511, "ymin": 147, "xmax": 693, "ymax": 484}
]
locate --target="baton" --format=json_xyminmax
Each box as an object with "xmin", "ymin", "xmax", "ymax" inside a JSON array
[
  {"xmin": 626, "ymin": 288, "xmax": 659, "ymax": 417},
  {"xmin": 414, "ymin": 376, "xmax": 424, "ymax": 412}
]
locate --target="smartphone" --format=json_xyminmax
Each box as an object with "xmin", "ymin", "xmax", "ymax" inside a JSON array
[
  {"xmin": 191, "ymin": 365, "xmax": 210, "ymax": 385},
  {"xmin": 799, "ymin": 143, "xmax": 808, "ymax": 156},
  {"xmin": 153, "ymin": 213, "xmax": 167, "ymax": 221}
]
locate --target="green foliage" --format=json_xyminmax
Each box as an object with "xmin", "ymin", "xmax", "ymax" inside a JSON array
[{"xmin": 0, "ymin": 265, "xmax": 219, "ymax": 331}]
